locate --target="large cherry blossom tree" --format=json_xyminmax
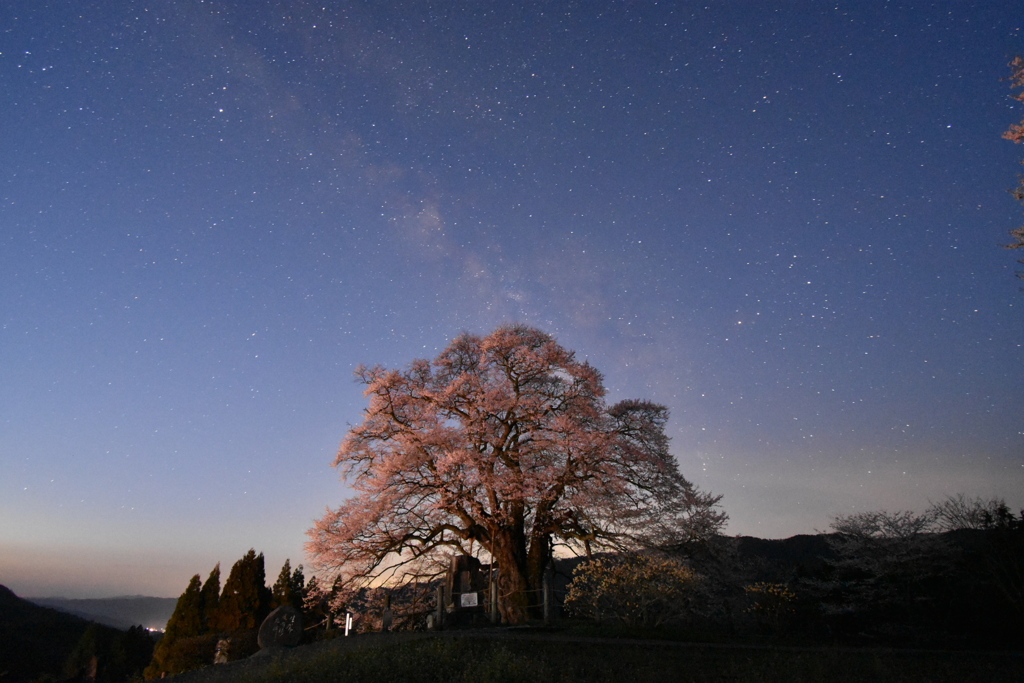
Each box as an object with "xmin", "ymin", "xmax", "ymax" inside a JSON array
[{"xmin": 307, "ymin": 324, "xmax": 726, "ymax": 624}]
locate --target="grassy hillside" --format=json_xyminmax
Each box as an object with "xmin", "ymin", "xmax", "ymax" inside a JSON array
[{"xmin": 165, "ymin": 630, "xmax": 1024, "ymax": 683}]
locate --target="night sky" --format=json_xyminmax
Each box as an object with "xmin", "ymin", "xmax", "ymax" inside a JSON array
[{"xmin": 2, "ymin": 1, "xmax": 1021, "ymax": 599}]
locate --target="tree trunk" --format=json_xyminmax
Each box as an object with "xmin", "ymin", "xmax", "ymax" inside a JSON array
[
  {"xmin": 491, "ymin": 532, "xmax": 531, "ymax": 624},
  {"xmin": 487, "ymin": 528, "xmax": 553, "ymax": 624}
]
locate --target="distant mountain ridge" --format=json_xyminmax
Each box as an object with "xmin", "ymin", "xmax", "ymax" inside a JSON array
[{"xmin": 29, "ymin": 595, "xmax": 177, "ymax": 631}]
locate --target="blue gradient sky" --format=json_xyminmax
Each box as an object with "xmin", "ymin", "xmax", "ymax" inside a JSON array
[{"xmin": 2, "ymin": 1, "xmax": 1021, "ymax": 599}]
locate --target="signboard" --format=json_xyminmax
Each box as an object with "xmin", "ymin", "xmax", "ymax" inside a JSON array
[{"xmin": 460, "ymin": 592, "xmax": 479, "ymax": 608}]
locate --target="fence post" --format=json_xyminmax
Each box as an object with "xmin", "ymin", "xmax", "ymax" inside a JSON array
[
  {"xmin": 435, "ymin": 583, "xmax": 445, "ymax": 629},
  {"xmin": 490, "ymin": 573, "xmax": 499, "ymax": 623},
  {"xmin": 382, "ymin": 591, "xmax": 393, "ymax": 632},
  {"xmin": 542, "ymin": 570, "xmax": 551, "ymax": 624}
]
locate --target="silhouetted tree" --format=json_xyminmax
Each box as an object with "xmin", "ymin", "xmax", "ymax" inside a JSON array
[
  {"xmin": 64, "ymin": 623, "xmax": 106, "ymax": 681},
  {"xmin": 145, "ymin": 574, "xmax": 204, "ymax": 678},
  {"xmin": 271, "ymin": 559, "xmax": 306, "ymax": 610},
  {"xmin": 969, "ymin": 502, "xmax": 1024, "ymax": 628},
  {"xmin": 301, "ymin": 575, "xmax": 328, "ymax": 628},
  {"xmin": 64, "ymin": 622, "xmax": 153, "ymax": 682},
  {"xmin": 814, "ymin": 499, "xmax": 1024, "ymax": 646},
  {"xmin": 920, "ymin": 494, "xmax": 1022, "ymax": 628},
  {"xmin": 109, "ymin": 624, "xmax": 155, "ymax": 682},
  {"xmin": 271, "ymin": 559, "xmax": 293, "ymax": 610},
  {"xmin": 928, "ymin": 494, "xmax": 1007, "ymax": 531},
  {"xmin": 823, "ymin": 510, "xmax": 946, "ymax": 630}
]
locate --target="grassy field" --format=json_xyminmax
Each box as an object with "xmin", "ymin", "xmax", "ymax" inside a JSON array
[{"xmin": 168, "ymin": 630, "xmax": 1024, "ymax": 683}]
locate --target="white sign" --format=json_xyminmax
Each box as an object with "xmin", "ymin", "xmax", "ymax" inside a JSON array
[{"xmin": 460, "ymin": 592, "xmax": 479, "ymax": 608}]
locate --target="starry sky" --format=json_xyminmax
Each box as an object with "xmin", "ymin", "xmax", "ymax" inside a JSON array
[{"xmin": 2, "ymin": 1, "xmax": 1021, "ymax": 599}]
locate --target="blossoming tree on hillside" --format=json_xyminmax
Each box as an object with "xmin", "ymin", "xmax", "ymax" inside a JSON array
[{"xmin": 307, "ymin": 324, "xmax": 726, "ymax": 624}]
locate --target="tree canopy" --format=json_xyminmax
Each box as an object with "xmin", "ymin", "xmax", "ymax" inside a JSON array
[
  {"xmin": 271, "ymin": 558, "xmax": 306, "ymax": 611},
  {"xmin": 1004, "ymin": 56, "xmax": 1024, "ymax": 277},
  {"xmin": 198, "ymin": 564, "xmax": 220, "ymax": 633},
  {"xmin": 213, "ymin": 549, "xmax": 271, "ymax": 632},
  {"xmin": 307, "ymin": 324, "xmax": 726, "ymax": 624},
  {"xmin": 145, "ymin": 574, "xmax": 203, "ymax": 678}
]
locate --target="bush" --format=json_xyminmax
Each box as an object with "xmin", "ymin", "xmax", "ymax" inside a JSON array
[
  {"xmin": 564, "ymin": 553, "xmax": 701, "ymax": 627},
  {"xmin": 743, "ymin": 582, "xmax": 796, "ymax": 634}
]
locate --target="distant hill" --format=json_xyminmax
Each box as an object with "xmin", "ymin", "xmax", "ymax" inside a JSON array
[
  {"xmin": 733, "ymin": 533, "xmax": 837, "ymax": 578},
  {"xmin": 0, "ymin": 584, "xmax": 93, "ymax": 682},
  {"xmin": 30, "ymin": 595, "xmax": 177, "ymax": 631}
]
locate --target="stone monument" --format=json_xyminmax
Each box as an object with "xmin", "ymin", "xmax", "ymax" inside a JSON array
[{"xmin": 257, "ymin": 605, "xmax": 304, "ymax": 649}]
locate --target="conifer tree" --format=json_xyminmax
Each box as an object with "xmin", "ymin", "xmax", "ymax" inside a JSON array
[
  {"xmin": 271, "ymin": 559, "xmax": 305, "ymax": 610},
  {"xmin": 290, "ymin": 563, "xmax": 306, "ymax": 607},
  {"xmin": 68, "ymin": 623, "xmax": 154, "ymax": 683},
  {"xmin": 199, "ymin": 564, "xmax": 221, "ymax": 633},
  {"xmin": 145, "ymin": 574, "xmax": 203, "ymax": 678},
  {"xmin": 302, "ymin": 575, "xmax": 324, "ymax": 624},
  {"xmin": 63, "ymin": 623, "xmax": 106, "ymax": 681},
  {"xmin": 328, "ymin": 574, "xmax": 346, "ymax": 626},
  {"xmin": 214, "ymin": 549, "xmax": 271, "ymax": 631},
  {"xmin": 165, "ymin": 574, "xmax": 204, "ymax": 639},
  {"xmin": 271, "ymin": 559, "xmax": 295, "ymax": 610}
]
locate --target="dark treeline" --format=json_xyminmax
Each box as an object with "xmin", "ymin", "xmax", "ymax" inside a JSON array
[{"xmin": 559, "ymin": 494, "xmax": 1024, "ymax": 650}]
